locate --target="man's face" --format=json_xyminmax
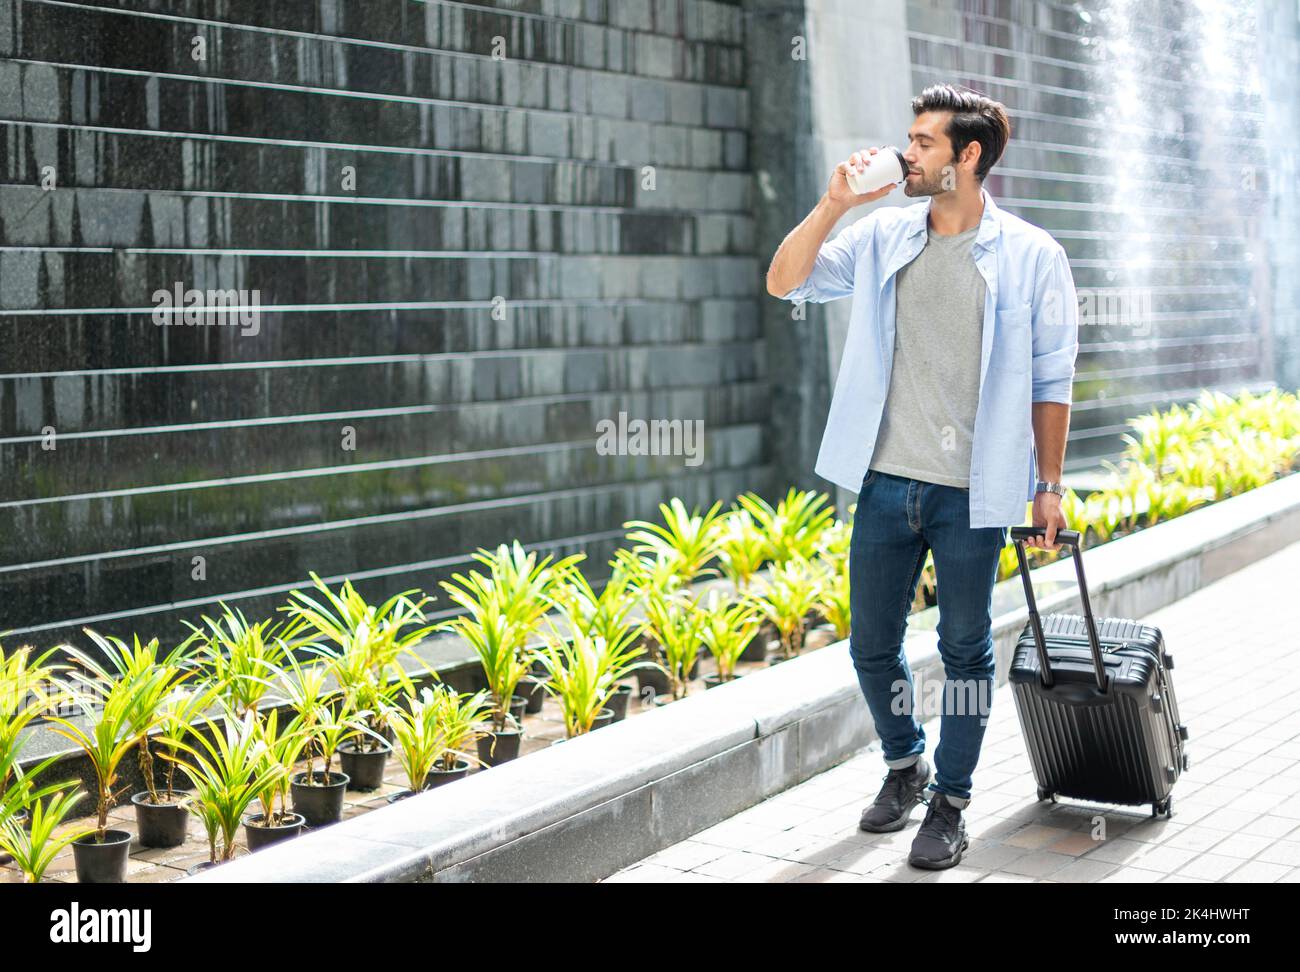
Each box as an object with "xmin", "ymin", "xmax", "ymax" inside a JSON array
[{"xmin": 902, "ymin": 111, "xmax": 960, "ymax": 197}]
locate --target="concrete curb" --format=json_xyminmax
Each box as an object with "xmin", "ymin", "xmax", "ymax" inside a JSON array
[{"xmin": 188, "ymin": 473, "xmax": 1300, "ymax": 882}]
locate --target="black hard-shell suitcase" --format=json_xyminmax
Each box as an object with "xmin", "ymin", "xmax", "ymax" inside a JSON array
[{"xmin": 1008, "ymin": 527, "xmax": 1189, "ymax": 818}]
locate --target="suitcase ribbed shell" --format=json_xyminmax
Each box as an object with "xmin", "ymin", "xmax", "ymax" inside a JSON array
[{"xmin": 1009, "ymin": 613, "xmax": 1188, "ymax": 810}]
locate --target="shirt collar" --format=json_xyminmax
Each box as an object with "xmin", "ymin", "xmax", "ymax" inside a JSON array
[{"xmin": 906, "ymin": 186, "xmax": 1002, "ymax": 252}]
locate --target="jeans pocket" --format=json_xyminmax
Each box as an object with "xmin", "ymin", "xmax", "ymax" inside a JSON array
[{"xmin": 862, "ymin": 469, "xmax": 878, "ymax": 489}]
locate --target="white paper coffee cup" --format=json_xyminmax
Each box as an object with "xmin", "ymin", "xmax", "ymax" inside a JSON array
[{"xmin": 845, "ymin": 147, "xmax": 908, "ymax": 195}]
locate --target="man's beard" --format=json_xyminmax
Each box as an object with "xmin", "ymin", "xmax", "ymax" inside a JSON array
[{"xmin": 902, "ymin": 160, "xmax": 956, "ymax": 198}]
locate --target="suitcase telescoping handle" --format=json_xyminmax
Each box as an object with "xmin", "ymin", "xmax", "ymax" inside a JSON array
[{"xmin": 1009, "ymin": 527, "xmax": 1108, "ymax": 693}]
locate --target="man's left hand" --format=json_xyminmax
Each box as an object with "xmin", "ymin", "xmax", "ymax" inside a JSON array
[{"xmin": 1027, "ymin": 491, "xmax": 1067, "ymax": 550}]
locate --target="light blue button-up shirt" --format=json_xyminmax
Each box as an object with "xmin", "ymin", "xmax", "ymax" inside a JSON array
[{"xmin": 780, "ymin": 188, "xmax": 1079, "ymax": 528}]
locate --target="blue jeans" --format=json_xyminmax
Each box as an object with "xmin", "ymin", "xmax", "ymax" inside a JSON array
[{"xmin": 847, "ymin": 469, "xmax": 1008, "ymax": 808}]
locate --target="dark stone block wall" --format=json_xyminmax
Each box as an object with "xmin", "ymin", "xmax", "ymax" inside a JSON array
[
  {"xmin": 5, "ymin": 0, "xmax": 1298, "ymax": 652},
  {"xmin": 0, "ymin": 0, "xmax": 770, "ymax": 649}
]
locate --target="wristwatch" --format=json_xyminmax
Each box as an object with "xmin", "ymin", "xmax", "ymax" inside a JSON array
[{"xmin": 1035, "ymin": 480, "xmax": 1066, "ymax": 496}]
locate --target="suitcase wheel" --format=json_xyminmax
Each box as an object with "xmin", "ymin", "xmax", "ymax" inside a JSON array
[
  {"xmin": 1036, "ymin": 787, "xmax": 1056, "ymax": 803},
  {"xmin": 1152, "ymin": 797, "xmax": 1174, "ymax": 819}
]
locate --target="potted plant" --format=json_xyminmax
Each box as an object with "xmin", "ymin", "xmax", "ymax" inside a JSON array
[
  {"xmin": 613, "ymin": 549, "xmax": 682, "ymax": 696},
  {"xmin": 161, "ymin": 711, "xmax": 286, "ymax": 867},
  {"xmin": 283, "ymin": 573, "xmax": 434, "ymax": 673},
  {"xmin": 426, "ymin": 685, "xmax": 490, "ymax": 780},
  {"xmin": 290, "ymin": 703, "xmax": 366, "ymax": 827},
  {"xmin": 331, "ymin": 650, "xmax": 413, "ymax": 789},
  {"xmin": 437, "ymin": 598, "xmax": 527, "ymax": 740},
  {"xmin": 0, "ymin": 788, "xmax": 93, "ymax": 883},
  {"xmin": 441, "ymin": 542, "xmax": 583, "ymax": 732},
  {"xmin": 699, "ymin": 591, "xmax": 763, "ymax": 688},
  {"xmin": 591, "ymin": 626, "xmax": 655, "ymax": 720},
  {"xmin": 811, "ymin": 560, "xmax": 852, "ymax": 647},
  {"xmin": 383, "ymin": 688, "xmax": 445, "ymax": 800},
  {"xmin": 0, "ymin": 641, "xmax": 66, "ymax": 829},
  {"xmin": 261, "ymin": 649, "xmax": 358, "ymax": 827},
  {"xmin": 546, "ymin": 566, "xmax": 648, "ymax": 722},
  {"xmin": 717, "ymin": 508, "xmax": 768, "ymax": 592},
  {"xmin": 286, "ymin": 572, "xmax": 436, "ymax": 729},
  {"xmin": 753, "ymin": 557, "xmax": 824, "ymax": 662},
  {"xmin": 641, "ymin": 589, "xmax": 707, "ymax": 701},
  {"xmin": 188, "ymin": 604, "xmax": 298, "ymax": 720},
  {"xmin": 624, "ymin": 497, "xmax": 726, "ymax": 585},
  {"xmin": 535, "ymin": 625, "xmax": 631, "ymax": 737},
  {"xmin": 50, "ymin": 631, "xmax": 187, "ymax": 883},
  {"xmin": 736, "ymin": 488, "xmax": 836, "ymax": 566},
  {"xmin": 119, "ymin": 634, "xmax": 208, "ymax": 849},
  {"xmin": 243, "ymin": 709, "xmax": 310, "ymax": 850},
  {"xmin": 131, "ymin": 684, "xmax": 219, "ymax": 849}
]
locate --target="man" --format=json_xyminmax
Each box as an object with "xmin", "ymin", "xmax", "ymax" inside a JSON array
[{"xmin": 765, "ymin": 83, "xmax": 1079, "ymax": 869}]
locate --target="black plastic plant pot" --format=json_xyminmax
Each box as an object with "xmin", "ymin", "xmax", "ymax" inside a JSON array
[
  {"xmin": 290, "ymin": 771, "xmax": 350, "ymax": 827},
  {"xmin": 652, "ymin": 694, "xmax": 676, "ymax": 708},
  {"xmin": 528, "ymin": 656, "xmax": 549, "ymax": 678},
  {"xmin": 386, "ymin": 789, "xmax": 419, "ymax": 804},
  {"xmin": 186, "ymin": 860, "xmax": 221, "ymax": 877},
  {"xmin": 426, "ymin": 758, "xmax": 471, "ymax": 788},
  {"xmin": 591, "ymin": 707, "xmax": 615, "ymax": 730},
  {"xmin": 518, "ymin": 676, "xmax": 548, "ymax": 714},
  {"xmin": 636, "ymin": 665, "xmax": 670, "ymax": 697},
  {"xmin": 477, "ymin": 728, "xmax": 523, "ymax": 767},
  {"xmin": 244, "ymin": 812, "xmax": 306, "ymax": 851},
  {"xmin": 704, "ymin": 673, "xmax": 739, "ymax": 690},
  {"xmin": 13, "ymin": 807, "xmax": 31, "ymax": 831},
  {"xmin": 338, "ymin": 740, "xmax": 392, "ymax": 790},
  {"xmin": 606, "ymin": 684, "xmax": 634, "ymax": 722},
  {"xmin": 741, "ymin": 625, "xmax": 773, "ymax": 662},
  {"xmin": 131, "ymin": 792, "xmax": 189, "ymax": 849},
  {"xmin": 71, "ymin": 829, "xmax": 133, "ymax": 884},
  {"xmin": 509, "ymin": 694, "xmax": 528, "ymax": 723}
]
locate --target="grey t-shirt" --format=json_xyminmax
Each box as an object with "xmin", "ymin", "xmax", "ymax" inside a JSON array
[{"xmin": 868, "ymin": 223, "xmax": 985, "ymax": 488}]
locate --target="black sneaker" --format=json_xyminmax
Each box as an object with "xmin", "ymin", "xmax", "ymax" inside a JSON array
[
  {"xmin": 907, "ymin": 790, "xmax": 969, "ymax": 869},
  {"xmin": 859, "ymin": 756, "xmax": 931, "ymax": 833}
]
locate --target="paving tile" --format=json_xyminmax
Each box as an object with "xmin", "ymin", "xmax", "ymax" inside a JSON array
[
  {"xmin": 1239, "ymin": 815, "xmax": 1300, "ymax": 840},
  {"xmin": 1077, "ymin": 837, "xmax": 1150, "ymax": 866},
  {"xmin": 789, "ymin": 867, "xmax": 877, "ymax": 883},
  {"xmin": 1003, "ymin": 824, "xmax": 1075, "ymax": 851},
  {"xmin": 745, "ymin": 829, "xmax": 829, "ymax": 860},
  {"xmin": 738, "ymin": 858, "xmax": 822, "ymax": 882},
  {"xmin": 1122, "ymin": 844, "xmax": 1200, "ymax": 873},
  {"xmin": 1256, "ymin": 839, "xmax": 1300, "ymax": 868},
  {"xmin": 690, "ymin": 851, "xmax": 780, "ymax": 880},
  {"xmin": 864, "ymin": 860, "xmax": 934, "ymax": 883},
  {"xmin": 1047, "ymin": 857, "xmax": 1121, "ymax": 882},
  {"xmin": 826, "ymin": 845, "xmax": 904, "ymax": 875},
  {"xmin": 1044, "ymin": 831, "xmax": 1109, "ymax": 857},
  {"xmin": 914, "ymin": 865, "xmax": 988, "ymax": 883},
  {"xmin": 731, "ymin": 801, "xmax": 826, "ymax": 830},
  {"xmin": 689, "ymin": 820, "xmax": 777, "ymax": 850},
  {"xmin": 961, "ymin": 842, "xmax": 1030, "ymax": 871},
  {"xmin": 1000, "ymin": 850, "xmax": 1075, "ymax": 878},
  {"xmin": 1175, "ymin": 853, "xmax": 1249, "ymax": 881},
  {"xmin": 1202, "ymin": 832, "xmax": 1278, "ymax": 860},
  {"xmin": 643, "ymin": 840, "xmax": 729, "ymax": 871},
  {"xmin": 783, "ymin": 836, "xmax": 863, "ymax": 867},
  {"xmin": 1097, "ymin": 867, "xmax": 1166, "ymax": 883},
  {"xmin": 602, "ymin": 864, "xmax": 684, "ymax": 883},
  {"xmin": 1219, "ymin": 860, "xmax": 1292, "ymax": 883}
]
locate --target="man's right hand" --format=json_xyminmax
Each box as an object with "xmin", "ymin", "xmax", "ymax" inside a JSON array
[{"xmin": 828, "ymin": 147, "xmax": 900, "ymax": 208}]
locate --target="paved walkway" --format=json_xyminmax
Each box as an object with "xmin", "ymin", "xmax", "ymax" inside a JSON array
[{"xmin": 605, "ymin": 540, "xmax": 1300, "ymax": 883}]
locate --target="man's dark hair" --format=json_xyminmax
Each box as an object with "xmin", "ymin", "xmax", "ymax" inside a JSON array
[{"xmin": 911, "ymin": 83, "xmax": 1011, "ymax": 182}]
